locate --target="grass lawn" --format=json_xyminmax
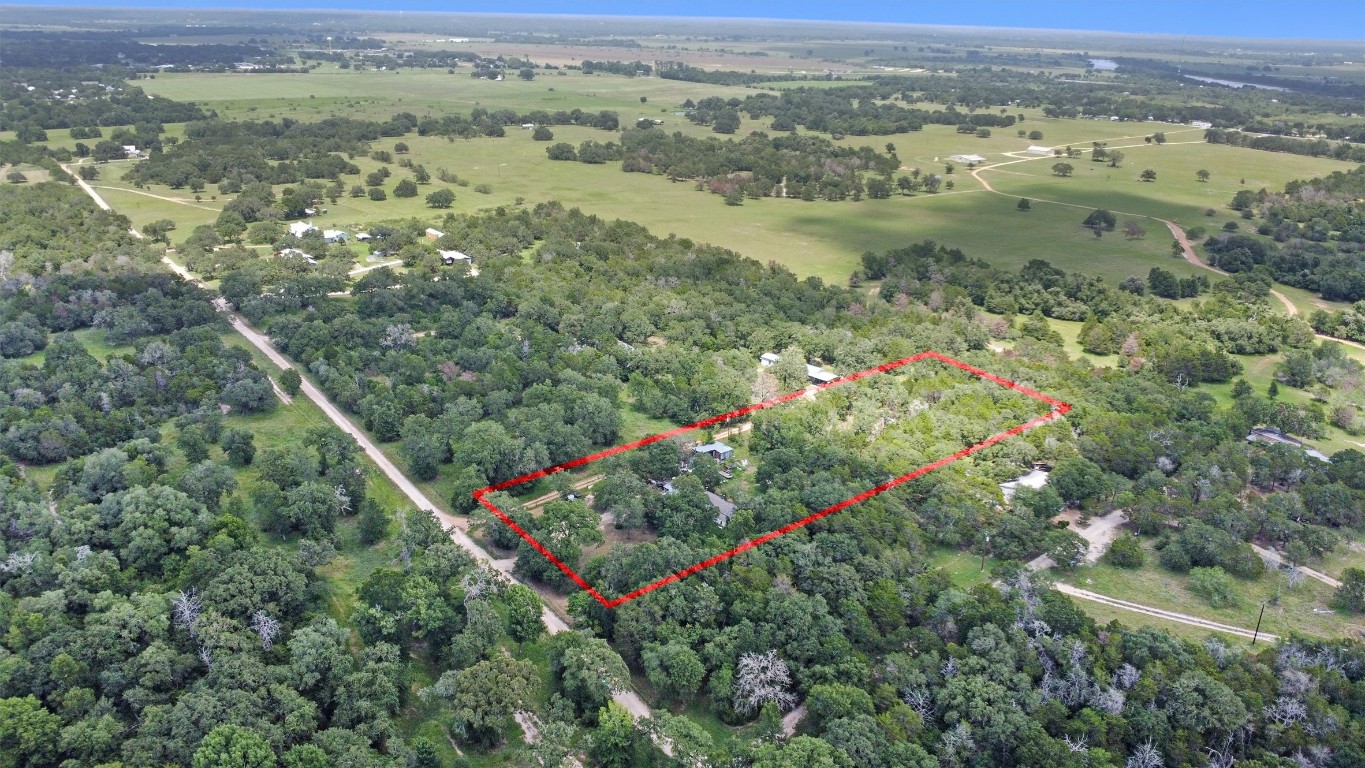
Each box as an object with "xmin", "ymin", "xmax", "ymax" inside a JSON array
[
  {"xmin": 927, "ymin": 547, "xmax": 1000, "ymax": 588},
  {"xmin": 1316, "ymin": 531, "xmax": 1365, "ymax": 582},
  {"xmin": 1060, "ymin": 541, "xmax": 1365, "ymax": 641},
  {"xmin": 14, "ymin": 327, "xmax": 133, "ymax": 367}
]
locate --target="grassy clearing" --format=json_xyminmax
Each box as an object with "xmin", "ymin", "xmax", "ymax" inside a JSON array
[
  {"xmin": 1317, "ymin": 531, "xmax": 1365, "ymax": 582},
  {"xmin": 1059, "ymin": 541, "xmax": 1365, "ymax": 641},
  {"xmin": 13, "ymin": 327, "xmax": 132, "ymax": 366}
]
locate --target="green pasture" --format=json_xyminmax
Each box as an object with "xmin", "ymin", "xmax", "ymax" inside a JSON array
[
  {"xmin": 13, "ymin": 327, "xmax": 131, "ymax": 367},
  {"xmin": 19, "ymin": 67, "xmax": 1352, "ymax": 295},
  {"xmin": 135, "ymin": 65, "xmax": 773, "ymax": 123},
  {"xmin": 975, "ymin": 139, "xmax": 1352, "ymax": 224}
]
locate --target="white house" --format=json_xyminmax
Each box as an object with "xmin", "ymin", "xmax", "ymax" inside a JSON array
[
  {"xmin": 425, "ymin": 228, "xmax": 444, "ymax": 240},
  {"xmin": 277, "ymin": 247, "xmax": 317, "ymax": 265},
  {"xmin": 322, "ymin": 229, "xmax": 348, "ymax": 243},
  {"xmin": 1190, "ymin": 120, "xmax": 1213, "ymax": 129},
  {"xmin": 949, "ymin": 154, "xmax": 985, "ymax": 165},
  {"xmin": 1000, "ymin": 467, "xmax": 1050, "ymax": 501},
  {"xmin": 122, "ymin": 145, "xmax": 141, "ymax": 158},
  {"xmin": 354, "ymin": 232, "xmax": 374, "ymax": 241},
  {"xmin": 439, "ymin": 250, "xmax": 472, "ymax": 266},
  {"xmin": 521, "ymin": 123, "xmax": 536, "ymax": 130},
  {"xmin": 760, "ymin": 352, "xmax": 781, "ymax": 367},
  {"xmin": 1025, "ymin": 145, "xmax": 1052, "ymax": 155},
  {"xmin": 288, "ymin": 221, "xmax": 317, "ymax": 238},
  {"xmin": 806, "ymin": 363, "xmax": 839, "ymax": 385}
]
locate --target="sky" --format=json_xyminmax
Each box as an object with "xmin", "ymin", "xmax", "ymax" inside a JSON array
[{"xmin": 3, "ymin": 0, "xmax": 1363, "ymax": 41}]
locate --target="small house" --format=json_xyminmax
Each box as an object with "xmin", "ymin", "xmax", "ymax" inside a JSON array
[
  {"xmin": 122, "ymin": 145, "xmax": 141, "ymax": 159},
  {"xmin": 322, "ymin": 229, "xmax": 348, "ymax": 243},
  {"xmin": 425, "ymin": 228, "xmax": 444, "ymax": 240},
  {"xmin": 760, "ymin": 352, "xmax": 781, "ymax": 367},
  {"xmin": 707, "ymin": 491, "xmax": 737, "ymax": 527},
  {"xmin": 692, "ymin": 442, "xmax": 734, "ymax": 462},
  {"xmin": 439, "ymin": 249, "xmax": 472, "ymax": 266},
  {"xmin": 949, "ymin": 154, "xmax": 985, "ymax": 165},
  {"xmin": 521, "ymin": 123, "xmax": 536, "ymax": 130},
  {"xmin": 806, "ymin": 363, "xmax": 839, "ymax": 385},
  {"xmin": 288, "ymin": 221, "xmax": 317, "ymax": 238},
  {"xmin": 1025, "ymin": 145, "xmax": 1052, "ymax": 155},
  {"xmin": 1190, "ymin": 120, "xmax": 1213, "ymax": 129},
  {"xmin": 354, "ymin": 232, "xmax": 373, "ymax": 241}
]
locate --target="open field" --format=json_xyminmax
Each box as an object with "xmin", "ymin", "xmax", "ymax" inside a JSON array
[
  {"xmin": 1061, "ymin": 541, "xmax": 1365, "ymax": 642},
  {"xmin": 136, "ymin": 64, "xmax": 774, "ymax": 123},
  {"xmin": 0, "ymin": 66, "xmax": 1327, "ymax": 293}
]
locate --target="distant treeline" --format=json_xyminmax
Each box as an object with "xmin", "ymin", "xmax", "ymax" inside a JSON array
[
  {"xmin": 122, "ymin": 116, "xmax": 393, "ymax": 189},
  {"xmin": 0, "ymin": 83, "xmax": 206, "ymax": 132},
  {"xmin": 604, "ymin": 128, "xmax": 899, "ymax": 202},
  {"xmin": 0, "ymin": 30, "xmax": 268, "ymax": 69},
  {"xmin": 1204, "ymin": 128, "xmax": 1365, "ymax": 163},
  {"xmin": 1209, "ymin": 165, "xmax": 1365, "ymax": 302},
  {"xmin": 579, "ymin": 60, "xmax": 652, "ymax": 77},
  {"xmin": 658, "ymin": 62, "xmax": 816, "ymax": 86},
  {"xmin": 736, "ymin": 87, "xmax": 1017, "ymax": 136}
]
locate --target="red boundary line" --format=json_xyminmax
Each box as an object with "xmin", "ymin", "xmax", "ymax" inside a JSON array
[{"xmin": 473, "ymin": 350, "xmax": 1070, "ymax": 608}]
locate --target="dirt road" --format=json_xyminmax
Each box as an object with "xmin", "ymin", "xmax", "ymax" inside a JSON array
[
  {"xmin": 1251, "ymin": 544, "xmax": 1342, "ymax": 588},
  {"xmin": 781, "ymin": 704, "xmax": 806, "ymax": 737},
  {"xmin": 92, "ymin": 184, "xmax": 221, "ymax": 212},
  {"xmin": 1027, "ymin": 509, "xmax": 1274, "ymax": 640},
  {"xmin": 1052, "ymin": 583, "xmax": 1277, "ymax": 641},
  {"xmin": 967, "ymin": 153, "xmax": 1303, "ymax": 317}
]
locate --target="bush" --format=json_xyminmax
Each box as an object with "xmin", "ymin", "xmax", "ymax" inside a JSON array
[
  {"xmin": 368, "ymin": 187, "xmax": 387, "ymax": 201},
  {"xmin": 1102, "ymin": 534, "xmax": 1145, "ymax": 568},
  {"xmin": 1333, "ymin": 568, "xmax": 1365, "ymax": 613},
  {"xmin": 279, "ymin": 368, "xmax": 302, "ymax": 396},
  {"xmin": 1188, "ymin": 566, "xmax": 1239, "ymax": 608}
]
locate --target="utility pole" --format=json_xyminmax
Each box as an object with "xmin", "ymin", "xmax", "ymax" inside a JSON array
[{"xmin": 1251, "ymin": 601, "xmax": 1266, "ymax": 646}]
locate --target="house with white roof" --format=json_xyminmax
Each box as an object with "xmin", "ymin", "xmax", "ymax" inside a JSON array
[{"xmin": 288, "ymin": 221, "xmax": 317, "ymax": 238}]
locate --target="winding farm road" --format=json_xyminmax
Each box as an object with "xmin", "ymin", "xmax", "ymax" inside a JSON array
[{"xmin": 967, "ymin": 151, "xmax": 1304, "ymax": 316}]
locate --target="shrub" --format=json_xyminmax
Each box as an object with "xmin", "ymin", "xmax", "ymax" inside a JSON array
[
  {"xmin": 1102, "ymin": 534, "xmax": 1145, "ymax": 568},
  {"xmin": 1189, "ymin": 566, "xmax": 1239, "ymax": 608}
]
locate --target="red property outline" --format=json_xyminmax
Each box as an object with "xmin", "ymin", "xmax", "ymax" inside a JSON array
[{"xmin": 473, "ymin": 350, "xmax": 1070, "ymax": 608}]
